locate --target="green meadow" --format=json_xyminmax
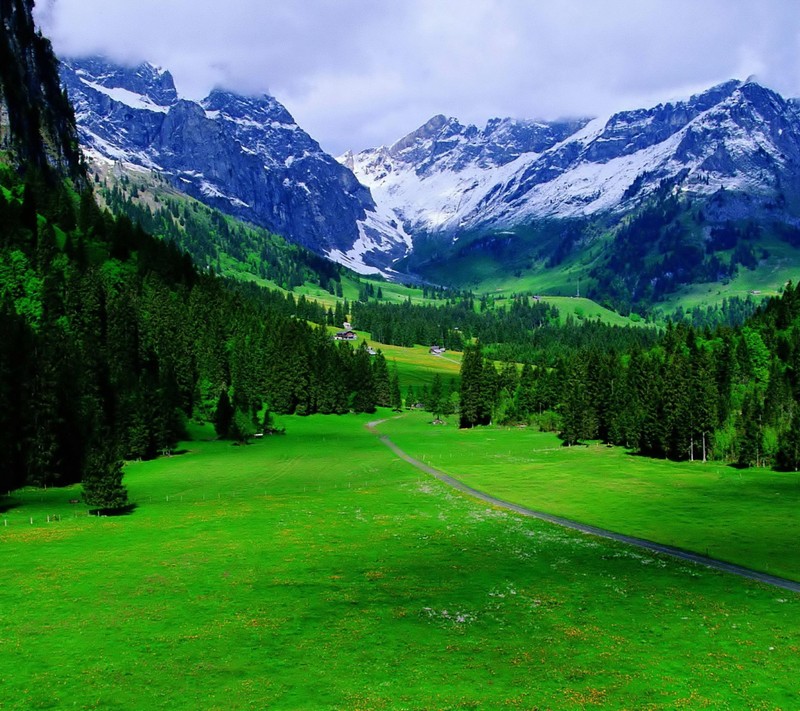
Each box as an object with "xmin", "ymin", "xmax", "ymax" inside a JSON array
[
  {"xmin": 326, "ymin": 326, "xmax": 463, "ymax": 388},
  {"xmin": 377, "ymin": 414, "xmax": 800, "ymax": 581},
  {"xmin": 2, "ymin": 413, "xmax": 799, "ymax": 710}
]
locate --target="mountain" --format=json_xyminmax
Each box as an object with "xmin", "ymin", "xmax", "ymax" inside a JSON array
[
  {"xmin": 0, "ymin": 0, "xmax": 82, "ymax": 177},
  {"xmin": 344, "ymin": 79, "xmax": 800, "ymax": 239},
  {"xmin": 340, "ymin": 114, "xmax": 591, "ymax": 235},
  {"xmin": 344, "ymin": 80, "xmax": 800, "ymax": 310},
  {"xmin": 61, "ymin": 54, "xmax": 800, "ymax": 304},
  {"xmin": 60, "ymin": 56, "xmax": 410, "ymax": 273}
]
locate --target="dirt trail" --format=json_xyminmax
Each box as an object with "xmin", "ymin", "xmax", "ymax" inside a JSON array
[{"xmin": 366, "ymin": 421, "xmax": 800, "ymax": 594}]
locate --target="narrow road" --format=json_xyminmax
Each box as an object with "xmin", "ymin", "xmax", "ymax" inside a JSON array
[{"xmin": 367, "ymin": 422, "xmax": 800, "ymax": 594}]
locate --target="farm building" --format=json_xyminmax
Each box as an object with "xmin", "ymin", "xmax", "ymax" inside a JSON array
[{"xmin": 334, "ymin": 330, "xmax": 358, "ymax": 341}]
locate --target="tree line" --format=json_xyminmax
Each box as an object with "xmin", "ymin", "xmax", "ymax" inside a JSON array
[
  {"xmin": 459, "ymin": 286, "xmax": 800, "ymax": 470},
  {"xmin": 352, "ymin": 294, "xmax": 661, "ymax": 366},
  {"xmin": 0, "ymin": 168, "xmax": 391, "ymax": 509}
]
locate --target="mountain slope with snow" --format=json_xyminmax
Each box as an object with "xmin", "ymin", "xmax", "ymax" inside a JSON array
[
  {"xmin": 61, "ymin": 57, "xmax": 410, "ymax": 273},
  {"xmin": 344, "ymin": 80, "xmax": 800, "ymax": 239}
]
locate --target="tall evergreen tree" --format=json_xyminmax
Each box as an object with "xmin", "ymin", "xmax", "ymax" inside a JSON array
[
  {"xmin": 777, "ymin": 408, "xmax": 800, "ymax": 471},
  {"xmin": 389, "ymin": 366, "xmax": 403, "ymax": 412},
  {"xmin": 82, "ymin": 442, "xmax": 129, "ymax": 513},
  {"xmin": 371, "ymin": 351, "xmax": 391, "ymax": 408},
  {"xmin": 460, "ymin": 343, "xmax": 491, "ymax": 428},
  {"xmin": 214, "ymin": 389, "xmax": 233, "ymax": 438}
]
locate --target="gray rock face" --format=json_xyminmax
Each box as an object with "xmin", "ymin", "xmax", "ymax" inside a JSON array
[
  {"xmin": 61, "ymin": 55, "xmax": 800, "ymax": 272},
  {"xmin": 61, "ymin": 57, "xmax": 404, "ymax": 266}
]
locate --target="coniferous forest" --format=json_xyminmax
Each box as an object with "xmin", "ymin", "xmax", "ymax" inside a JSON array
[
  {"xmin": 456, "ymin": 290, "xmax": 800, "ymax": 471},
  {"xmin": 0, "ymin": 0, "xmax": 390, "ymax": 506},
  {"xmin": 0, "ymin": 168, "xmax": 394, "ymax": 501}
]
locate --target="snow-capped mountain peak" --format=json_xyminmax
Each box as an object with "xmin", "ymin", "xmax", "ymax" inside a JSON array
[
  {"xmin": 61, "ymin": 57, "xmax": 800, "ymax": 275},
  {"xmin": 343, "ymin": 79, "xmax": 800, "ymax": 238},
  {"xmin": 70, "ymin": 57, "xmax": 179, "ymax": 110}
]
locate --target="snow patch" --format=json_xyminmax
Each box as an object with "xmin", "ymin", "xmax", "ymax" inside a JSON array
[
  {"xmin": 326, "ymin": 210, "xmax": 411, "ymax": 276},
  {"xmin": 78, "ymin": 78, "xmax": 171, "ymax": 113},
  {"xmin": 200, "ymin": 180, "xmax": 250, "ymax": 208}
]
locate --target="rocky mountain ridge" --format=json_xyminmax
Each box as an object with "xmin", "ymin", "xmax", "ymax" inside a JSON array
[
  {"xmin": 61, "ymin": 54, "xmax": 800, "ymax": 284},
  {"xmin": 60, "ymin": 56, "xmax": 410, "ymax": 273},
  {"xmin": 0, "ymin": 0, "xmax": 82, "ymax": 177},
  {"xmin": 344, "ymin": 79, "xmax": 800, "ymax": 239}
]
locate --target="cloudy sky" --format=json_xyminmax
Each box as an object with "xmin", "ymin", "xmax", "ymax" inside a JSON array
[{"xmin": 36, "ymin": 0, "xmax": 800, "ymax": 155}]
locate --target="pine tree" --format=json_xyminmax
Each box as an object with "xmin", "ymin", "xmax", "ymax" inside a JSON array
[
  {"xmin": 737, "ymin": 392, "xmax": 762, "ymax": 467},
  {"xmin": 460, "ymin": 344, "xmax": 490, "ymax": 428},
  {"xmin": 777, "ymin": 408, "xmax": 800, "ymax": 471},
  {"xmin": 230, "ymin": 408, "xmax": 255, "ymax": 443},
  {"xmin": 389, "ymin": 367, "xmax": 402, "ymax": 412},
  {"xmin": 513, "ymin": 363, "xmax": 537, "ymax": 421},
  {"xmin": 350, "ymin": 343, "xmax": 376, "ymax": 413},
  {"xmin": 371, "ymin": 351, "xmax": 391, "ymax": 407},
  {"xmin": 559, "ymin": 353, "xmax": 595, "ymax": 446},
  {"xmin": 689, "ymin": 346, "xmax": 718, "ymax": 461},
  {"xmin": 609, "ymin": 350, "xmax": 643, "ymax": 448},
  {"xmin": 214, "ymin": 389, "xmax": 233, "ymax": 438},
  {"xmin": 663, "ymin": 351, "xmax": 692, "ymax": 460},
  {"xmin": 82, "ymin": 442, "xmax": 129, "ymax": 513}
]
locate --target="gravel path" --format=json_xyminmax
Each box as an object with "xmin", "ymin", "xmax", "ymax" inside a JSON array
[{"xmin": 367, "ymin": 422, "xmax": 800, "ymax": 594}]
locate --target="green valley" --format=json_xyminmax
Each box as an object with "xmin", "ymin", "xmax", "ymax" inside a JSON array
[
  {"xmin": 3, "ymin": 2, "xmax": 800, "ymax": 709},
  {"xmin": 2, "ymin": 413, "xmax": 798, "ymax": 710}
]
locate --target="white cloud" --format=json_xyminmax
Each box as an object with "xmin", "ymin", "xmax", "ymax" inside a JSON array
[{"xmin": 37, "ymin": 0, "xmax": 800, "ymax": 155}]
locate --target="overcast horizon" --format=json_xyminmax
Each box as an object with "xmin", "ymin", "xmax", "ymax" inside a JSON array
[{"xmin": 35, "ymin": 0, "xmax": 800, "ymax": 155}]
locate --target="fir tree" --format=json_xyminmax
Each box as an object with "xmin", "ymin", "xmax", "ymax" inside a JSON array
[
  {"xmin": 777, "ymin": 408, "xmax": 800, "ymax": 471},
  {"xmin": 389, "ymin": 367, "xmax": 403, "ymax": 412},
  {"xmin": 82, "ymin": 442, "xmax": 129, "ymax": 513},
  {"xmin": 371, "ymin": 350, "xmax": 391, "ymax": 407},
  {"xmin": 214, "ymin": 389, "xmax": 233, "ymax": 438},
  {"xmin": 459, "ymin": 344, "xmax": 491, "ymax": 428}
]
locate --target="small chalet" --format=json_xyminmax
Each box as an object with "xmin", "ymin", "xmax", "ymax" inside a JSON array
[
  {"xmin": 334, "ymin": 330, "xmax": 358, "ymax": 341},
  {"xmin": 429, "ymin": 345, "xmax": 446, "ymax": 355},
  {"xmin": 343, "ymin": 321, "xmax": 353, "ymax": 330},
  {"xmin": 367, "ymin": 347, "xmax": 378, "ymax": 355}
]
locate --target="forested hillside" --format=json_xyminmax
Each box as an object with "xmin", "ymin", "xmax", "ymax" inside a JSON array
[
  {"xmin": 0, "ymin": 0, "xmax": 389, "ymax": 508},
  {"xmin": 96, "ymin": 167, "xmax": 346, "ymax": 292}
]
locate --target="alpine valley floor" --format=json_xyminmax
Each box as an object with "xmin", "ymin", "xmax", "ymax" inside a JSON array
[{"xmin": 1, "ymin": 412, "xmax": 798, "ymax": 710}]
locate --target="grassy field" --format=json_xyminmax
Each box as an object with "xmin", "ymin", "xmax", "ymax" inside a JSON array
[
  {"xmin": 537, "ymin": 296, "xmax": 648, "ymax": 327},
  {"xmin": 377, "ymin": 413, "xmax": 800, "ymax": 581},
  {"xmin": 2, "ymin": 413, "xmax": 799, "ymax": 709},
  {"xmin": 293, "ymin": 276, "xmax": 438, "ymax": 313},
  {"xmin": 326, "ymin": 326, "xmax": 462, "ymax": 389}
]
